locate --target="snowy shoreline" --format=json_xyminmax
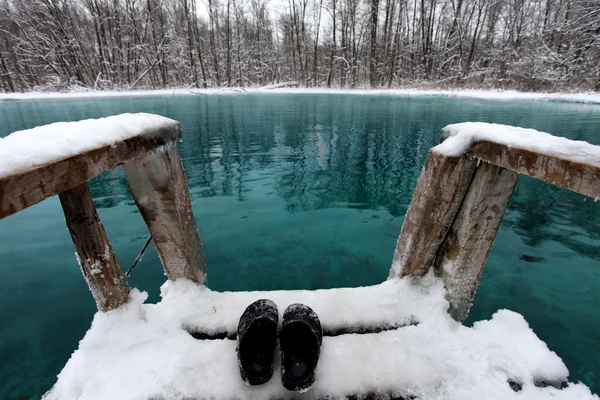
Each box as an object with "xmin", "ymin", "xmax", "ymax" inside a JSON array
[{"xmin": 1, "ymin": 87, "xmax": 600, "ymax": 104}]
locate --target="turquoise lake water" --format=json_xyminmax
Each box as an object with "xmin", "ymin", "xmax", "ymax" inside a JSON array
[{"xmin": 0, "ymin": 94, "xmax": 599, "ymax": 399}]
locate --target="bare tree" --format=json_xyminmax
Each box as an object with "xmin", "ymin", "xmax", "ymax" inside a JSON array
[{"xmin": 0, "ymin": 0, "xmax": 597, "ymax": 92}]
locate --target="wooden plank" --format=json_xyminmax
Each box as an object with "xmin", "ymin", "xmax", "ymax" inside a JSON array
[
  {"xmin": 434, "ymin": 162, "xmax": 518, "ymax": 321},
  {"xmin": 123, "ymin": 145, "xmax": 206, "ymax": 284},
  {"xmin": 389, "ymin": 150, "xmax": 478, "ymax": 278},
  {"xmin": 468, "ymin": 140, "xmax": 600, "ymax": 199},
  {"xmin": 59, "ymin": 182, "xmax": 130, "ymax": 311},
  {"xmin": 0, "ymin": 125, "xmax": 179, "ymax": 220}
]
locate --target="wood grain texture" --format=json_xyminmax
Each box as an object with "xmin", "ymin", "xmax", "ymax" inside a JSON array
[
  {"xmin": 389, "ymin": 151, "xmax": 478, "ymax": 278},
  {"xmin": 0, "ymin": 124, "xmax": 179, "ymax": 220},
  {"xmin": 59, "ymin": 183, "xmax": 130, "ymax": 311},
  {"xmin": 124, "ymin": 145, "xmax": 206, "ymax": 284},
  {"xmin": 468, "ymin": 141, "xmax": 600, "ymax": 199},
  {"xmin": 434, "ymin": 163, "xmax": 518, "ymax": 321}
]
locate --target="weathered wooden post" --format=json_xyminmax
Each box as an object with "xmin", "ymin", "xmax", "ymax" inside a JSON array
[
  {"xmin": 123, "ymin": 144, "xmax": 207, "ymax": 284},
  {"xmin": 388, "ymin": 151, "xmax": 478, "ymax": 278},
  {"xmin": 388, "ymin": 149, "xmax": 513, "ymax": 322},
  {"xmin": 59, "ymin": 183, "xmax": 130, "ymax": 311},
  {"xmin": 389, "ymin": 146, "xmax": 517, "ymax": 321},
  {"xmin": 433, "ymin": 163, "xmax": 518, "ymax": 321}
]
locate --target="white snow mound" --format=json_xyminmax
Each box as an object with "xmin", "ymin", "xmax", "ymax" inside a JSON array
[{"xmin": 43, "ymin": 273, "xmax": 598, "ymax": 400}]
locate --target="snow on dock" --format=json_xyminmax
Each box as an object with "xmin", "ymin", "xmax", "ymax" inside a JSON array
[{"xmin": 43, "ymin": 274, "xmax": 597, "ymax": 400}]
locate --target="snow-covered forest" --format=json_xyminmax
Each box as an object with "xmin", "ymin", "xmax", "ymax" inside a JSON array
[{"xmin": 0, "ymin": 0, "xmax": 598, "ymax": 92}]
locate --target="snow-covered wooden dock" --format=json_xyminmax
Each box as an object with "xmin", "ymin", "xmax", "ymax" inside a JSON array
[
  {"xmin": 42, "ymin": 277, "xmax": 596, "ymax": 400},
  {"xmin": 1, "ymin": 114, "xmax": 599, "ymax": 400}
]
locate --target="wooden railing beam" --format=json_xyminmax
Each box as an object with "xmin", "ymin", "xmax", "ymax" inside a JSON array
[
  {"xmin": 0, "ymin": 124, "xmax": 180, "ymax": 220},
  {"xmin": 468, "ymin": 141, "xmax": 600, "ymax": 199}
]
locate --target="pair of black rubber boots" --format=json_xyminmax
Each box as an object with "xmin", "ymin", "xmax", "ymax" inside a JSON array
[{"xmin": 236, "ymin": 299, "xmax": 322, "ymax": 392}]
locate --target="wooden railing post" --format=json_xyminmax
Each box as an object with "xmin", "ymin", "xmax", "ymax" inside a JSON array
[
  {"xmin": 390, "ymin": 149, "xmax": 518, "ymax": 321},
  {"xmin": 123, "ymin": 144, "xmax": 207, "ymax": 284},
  {"xmin": 434, "ymin": 163, "xmax": 518, "ymax": 321},
  {"xmin": 388, "ymin": 151, "xmax": 478, "ymax": 278},
  {"xmin": 0, "ymin": 114, "xmax": 191, "ymax": 308},
  {"xmin": 59, "ymin": 182, "xmax": 130, "ymax": 311},
  {"xmin": 390, "ymin": 120, "xmax": 600, "ymax": 322}
]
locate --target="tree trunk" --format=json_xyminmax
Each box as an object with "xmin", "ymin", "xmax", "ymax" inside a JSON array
[{"xmin": 369, "ymin": 0, "xmax": 380, "ymax": 87}]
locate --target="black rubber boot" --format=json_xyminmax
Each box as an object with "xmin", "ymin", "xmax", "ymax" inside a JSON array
[
  {"xmin": 236, "ymin": 299, "xmax": 279, "ymax": 385},
  {"xmin": 280, "ymin": 303, "xmax": 322, "ymax": 392}
]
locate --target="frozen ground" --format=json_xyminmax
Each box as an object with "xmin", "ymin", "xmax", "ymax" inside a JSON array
[
  {"xmin": 43, "ymin": 273, "xmax": 598, "ymax": 400},
  {"xmin": 1, "ymin": 87, "xmax": 600, "ymax": 104}
]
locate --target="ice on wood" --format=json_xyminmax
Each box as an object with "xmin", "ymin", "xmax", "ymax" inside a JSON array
[
  {"xmin": 0, "ymin": 113, "xmax": 178, "ymax": 178},
  {"xmin": 43, "ymin": 274, "xmax": 598, "ymax": 400}
]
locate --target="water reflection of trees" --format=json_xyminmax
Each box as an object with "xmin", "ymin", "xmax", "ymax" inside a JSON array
[
  {"xmin": 174, "ymin": 95, "xmax": 600, "ymax": 260},
  {"xmin": 177, "ymin": 95, "xmax": 448, "ymax": 217},
  {"xmin": 274, "ymin": 98, "xmax": 431, "ymax": 216},
  {"xmin": 19, "ymin": 94, "xmax": 596, "ymax": 261},
  {"xmin": 505, "ymin": 177, "xmax": 600, "ymax": 260},
  {"xmin": 89, "ymin": 169, "xmax": 132, "ymax": 209}
]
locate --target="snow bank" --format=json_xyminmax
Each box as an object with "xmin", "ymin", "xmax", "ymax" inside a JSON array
[
  {"xmin": 0, "ymin": 113, "xmax": 178, "ymax": 178},
  {"xmin": 434, "ymin": 122, "xmax": 600, "ymax": 168},
  {"xmin": 1, "ymin": 87, "xmax": 599, "ymax": 104},
  {"xmin": 43, "ymin": 274, "xmax": 597, "ymax": 400}
]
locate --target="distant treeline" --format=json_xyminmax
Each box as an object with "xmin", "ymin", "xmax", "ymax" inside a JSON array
[{"xmin": 0, "ymin": 0, "xmax": 598, "ymax": 92}]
